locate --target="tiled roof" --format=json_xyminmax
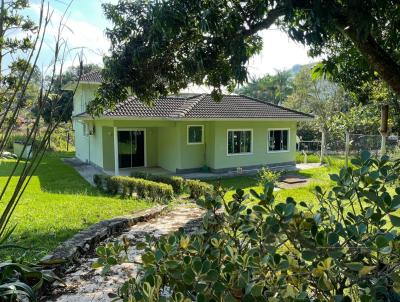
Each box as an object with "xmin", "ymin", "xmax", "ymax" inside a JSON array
[
  {"xmin": 80, "ymin": 71, "xmax": 103, "ymax": 82},
  {"xmin": 100, "ymin": 94, "xmax": 313, "ymax": 120},
  {"xmin": 75, "ymin": 71, "xmax": 313, "ymax": 120}
]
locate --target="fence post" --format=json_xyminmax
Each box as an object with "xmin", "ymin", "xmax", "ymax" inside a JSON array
[
  {"xmin": 345, "ymin": 132, "xmax": 350, "ymax": 168},
  {"xmin": 380, "ymin": 104, "xmax": 389, "ymax": 156},
  {"xmin": 320, "ymin": 130, "xmax": 326, "ymax": 165}
]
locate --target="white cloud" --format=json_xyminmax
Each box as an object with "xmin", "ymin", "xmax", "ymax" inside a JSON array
[
  {"xmin": 28, "ymin": 3, "xmax": 109, "ymax": 67},
  {"xmin": 247, "ymin": 28, "xmax": 319, "ymax": 78}
]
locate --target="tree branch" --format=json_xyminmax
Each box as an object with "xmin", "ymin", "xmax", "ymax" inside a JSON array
[
  {"xmin": 241, "ymin": 7, "xmax": 285, "ymax": 37},
  {"xmin": 336, "ymin": 19, "xmax": 400, "ymax": 96}
]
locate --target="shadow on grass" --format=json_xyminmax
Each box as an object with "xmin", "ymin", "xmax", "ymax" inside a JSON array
[{"xmin": 0, "ymin": 152, "xmax": 102, "ymax": 196}]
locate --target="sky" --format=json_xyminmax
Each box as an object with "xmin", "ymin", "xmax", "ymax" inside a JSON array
[{"xmin": 26, "ymin": 0, "xmax": 318, "ymax": 79}]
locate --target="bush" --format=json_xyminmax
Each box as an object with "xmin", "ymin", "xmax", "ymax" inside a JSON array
[
  {"xmin": 93, "ymin": 174, "xmax": 104, "ymax": 190},
  {"xmin": 131, "ymin": 172, "xmax": 185, "ymax": 194},
  {"xmin": 257, "ymin": 166, "xmax": 281, "ymax": 187},
  {"xmin": 112, "ymin": 151, "xmax": 400, "ymax": 301},
  {"xmin": 95, "ymin": 175, "xmax": 174, "ymax": 202},
  {"xmin": 105, "ymin": 176, "xmax": 119, "ymax": 195},
  {"xmin": 185, "ymin": 179, "xmax": 213, "ymax": 199}
]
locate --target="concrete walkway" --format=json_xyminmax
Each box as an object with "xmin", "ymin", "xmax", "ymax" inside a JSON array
[
  {"xmin": 47, "ymin": 204, "xmax": 205, "ymax": 302},
  {"xmin": 64, "ymin": 157, "xmax": 324, "ymax": 185}
]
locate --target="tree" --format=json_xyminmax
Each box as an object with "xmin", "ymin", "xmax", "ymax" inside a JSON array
[
  {"xmin": 285, "ymin": 65, "xmax": 354, "ymax": 140},
  {"xmin": 236, "ymin": 69, "xmax": 292, "ymax": 105},
  {"xmin": 32, "ymin": 64, "xmax": 101, "ymax": 124},
  {"xmin": 0, "ymin": 1, "xmax": 82, "ymax": 299},
  {"xmin": 88, "ymin": 0, "xmax": 400, "ymax": 114}
]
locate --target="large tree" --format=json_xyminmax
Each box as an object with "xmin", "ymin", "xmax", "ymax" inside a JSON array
[
  {"xmin": 236, "ymin": 69, "xmax": 293, "ymax": 105},
  {"xmin": 88, "ymin": 0, "xmax": 400, "ymax": 114}
]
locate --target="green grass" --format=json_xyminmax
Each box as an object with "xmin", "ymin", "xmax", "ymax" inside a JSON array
[
  {"xmin": 0, "ymin": 152, "xmax": 152, "ymax": 261},
  {"xmin": 206, "ymin": 161, "xmax": 342, "ymax": 204}
]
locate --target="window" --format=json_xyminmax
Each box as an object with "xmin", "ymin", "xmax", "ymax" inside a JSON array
[
  {"xmin": 268, "ymin": 129, "xmax": 289, "ymax": 152},
  {"xmin": 227, "ymin": 129, "xmax": 252, "ymax": 155},
  {"xmin": 187, "ymin": 125, "xmax": 204, "ymax": 144}
]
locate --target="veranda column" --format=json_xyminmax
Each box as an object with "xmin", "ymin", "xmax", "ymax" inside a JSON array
[{"xmin": 113, "ymin": 127, "xmax": 119, "ymax": 176}]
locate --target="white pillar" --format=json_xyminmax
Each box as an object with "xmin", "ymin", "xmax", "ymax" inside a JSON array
[{"xmin": 113, "ymin": 127, "xmax": 119, "ymax": 176}]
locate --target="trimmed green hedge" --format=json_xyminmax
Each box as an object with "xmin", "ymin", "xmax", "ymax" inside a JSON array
[
  {"xmin": 131, "ymin": 172, "xmax": 185, "ymax": 194},
  {"xmin": 185, "ymin": 179, "xmax": 213, "ymax": 199},
  {"xmin": 93, "ymin": 175, "xmax": 173, "ymax": 202}
]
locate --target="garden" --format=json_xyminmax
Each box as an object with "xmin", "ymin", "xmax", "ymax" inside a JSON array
[{"xmin": 1, "ymin": 0, "xmax": 400, "ymax": 301}]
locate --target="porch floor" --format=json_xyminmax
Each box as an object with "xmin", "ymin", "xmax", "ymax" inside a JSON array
[{"xmin": 64, "ymin": 157, "xmax": 323, "ymax": 186}]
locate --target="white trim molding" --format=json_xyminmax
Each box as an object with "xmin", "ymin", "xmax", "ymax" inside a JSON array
[
  {"xmin": 226, "ymin": 128, "xmax": 253, "ymax": 156},
  {"xmin": 267, "ymin": 128, "xmax": 290, "ymax": 153},
  {"xmin": 187, "ymin": 125, "xmax": 204, "ymax": 145}
]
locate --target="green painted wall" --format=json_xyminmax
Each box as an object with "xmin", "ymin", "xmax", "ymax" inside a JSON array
[
  {"xmin": 157, "ymin": 126, "xmax": 180, "ymax": 171},
  {"xmin": 177, "ymin": 122, "xmax": 207, "ymax": 170},
  {"xmin": 211, "ymin": 121, "xmax": 297, "ymax": 169},
  {"xmin": 102, "ymin": 126, "xmax": 114, "ymax": 170}
]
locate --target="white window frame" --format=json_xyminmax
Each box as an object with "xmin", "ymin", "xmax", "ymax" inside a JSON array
[
  {"xmin": 227, "ymin": 129, "xmax": 253, "ymax": 156},
  {"xmin": 187, "ymin": 125, "xmax": 204, "ymax": 145},
  {"xmin": 267, "ymin": 128, "xmax": 290, "ymax": 153}
]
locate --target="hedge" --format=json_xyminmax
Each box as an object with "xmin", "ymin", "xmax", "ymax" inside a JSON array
[
  {"xmin": 131, "ymin": 172, "xmax": 185, "ymax": 194},
  {"xmin": 185, "ymin": 179, "xmax": 213, "ymax": 199},
  {"xmin": 93, "ymin": 174, "xmax": 173, "ymax": 202}
]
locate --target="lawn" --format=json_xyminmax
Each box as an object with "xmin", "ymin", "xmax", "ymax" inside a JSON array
[
  {"xmin": 0, "ymin": 152, "xmax": 152, "ymax": 261},
  {"xmin": 206, "ymin": 162, "xmax": 341, "ymax": 205}
]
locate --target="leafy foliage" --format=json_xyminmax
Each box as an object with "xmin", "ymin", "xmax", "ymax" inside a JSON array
[
  {"xmin": 185, "ymin": 179, "xmax": 213, "ymax": 200},
  {"xmin": 94, "ymin": 175, "xmax": 174, "ymax": 202},
  {"xmin": 92, "ymin": 239, "xmax": 130, "ymax": 275},
  {"xmin": 89, "ymin": 0, "xmax": 400, "ymax": 114},
  {"xmin": 111, "ymin": 152, "xmax": 400, "ymax": 301},
  {"xmin": 132, "ymin": 172, "xmax": 185, "ymax": 195},
  {"xmin": 256, "ymin": 166, "xmax": 281, "ymax": 188},
  {"xmin": 236, "ymin": 70, "xmax": 293, "ymax": 105}
]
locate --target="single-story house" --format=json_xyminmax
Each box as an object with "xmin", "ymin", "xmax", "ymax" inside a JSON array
[{"xmin": 68, "ymin": 71, "xmax": 313, "ymax": 175}]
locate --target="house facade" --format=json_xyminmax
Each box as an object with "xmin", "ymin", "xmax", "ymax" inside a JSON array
[{"xmin": 70, "ymin": 71, "xmax": 313, "ymax": 175}]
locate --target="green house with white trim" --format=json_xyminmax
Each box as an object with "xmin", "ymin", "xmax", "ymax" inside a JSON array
[{"xmin": 69, "ymin": 71, "xmax": 313, "ymax": 175}]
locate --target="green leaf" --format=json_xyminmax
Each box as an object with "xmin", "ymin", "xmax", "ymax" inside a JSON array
[
  {"xmin": 389, "ymin": 214, "xmax": 400, "ymax": 227},
  {"xmin": 328, "ymin": 232, "xmax": 339, "ymax": 245},
  {"xmin": 375, "ymin": 235, "xmax": 389, "ymax": 248},
  {"xmin": 302, "ymin": 250, "xmax": 317, "ymax": 261},
  {"xmin": 250, "ymin": 282, "xmax": 264, "ymax": 297},
  {"xmin": 345, "ymin": 262, "xmax": 363, "ymax": 271}
]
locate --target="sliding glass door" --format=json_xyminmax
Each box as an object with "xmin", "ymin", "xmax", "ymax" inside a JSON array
[{"xmin": 118, "ymin": 130, "xmax": 145, "ymax": 168}]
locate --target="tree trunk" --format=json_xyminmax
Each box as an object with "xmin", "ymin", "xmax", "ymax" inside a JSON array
[
  {"xmin": 341, "ymin": 25, "xmax": 400, "ymax": 97},
  {"xmin": 320, "ymin": 130, "xmax": 326, "ymax": 165},
  {"xmin": 345, "ymin": 131, "xmax": 350, "ymax": 168}
]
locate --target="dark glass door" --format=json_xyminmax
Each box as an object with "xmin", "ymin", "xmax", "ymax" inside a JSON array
[{"xmin": 118, "ymin": 130, "xmax": 145, "ymax": 168}]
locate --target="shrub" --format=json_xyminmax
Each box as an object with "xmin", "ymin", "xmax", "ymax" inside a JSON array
[
  {"xmin": 105, "ymin": 176, "xmax": 119, "ymax": 195},
  {"xmin": 111, "ymin": 151, "xmax": 400, "ymax": 301},
  {"xmin": 257, "ymin": 166, "xmax": 281, "ymax": 187},
  {"xmin": 93, "ymin": 174, "xmax": 104, "ymax": 190},
  {"xmin": 131, "ymin": 172, "xmax": 185, "ymax": 194},
  {"xmin": 99, "ymin": 175, "xmax": 174, "ymax": 202},
  {"xmin": 185, "ymin": 179, "xmax": 213, "ymax": 199}
]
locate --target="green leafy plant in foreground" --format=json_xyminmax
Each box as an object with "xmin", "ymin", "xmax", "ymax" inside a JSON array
[
  {"xmin": 257, "ymin": 166, "xmax": 281, "ymax": 188},
  {"xmin": 111, "ymin": 151, "xmax": 400, "ymax": 301},
  {"xmin": 92, "ymin": 237, "xmax": 130, "ymax": 275}
]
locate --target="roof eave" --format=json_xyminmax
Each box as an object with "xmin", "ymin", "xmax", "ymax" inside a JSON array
[{"xmin": 72, "ymin": 115, "xmax": 314, "ymax": 122}]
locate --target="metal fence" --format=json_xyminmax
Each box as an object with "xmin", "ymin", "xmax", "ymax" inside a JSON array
[{"xmin": 298, "ymin": 134, "xmax": 400, "ymax": 155}]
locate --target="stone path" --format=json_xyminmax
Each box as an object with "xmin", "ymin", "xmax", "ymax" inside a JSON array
[{"xmin": 47, "ymin": 204, "xmax": 205, "ymax": 302}]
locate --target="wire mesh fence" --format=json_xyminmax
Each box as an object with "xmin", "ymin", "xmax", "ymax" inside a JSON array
[{"xmin": 298, "ymin": 133, "xmax": 400, "ymax": 156}]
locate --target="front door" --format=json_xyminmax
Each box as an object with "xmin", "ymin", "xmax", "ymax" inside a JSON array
[{"xmin": 118, "ymin": 130, "xmax": 145, "ymax": 168}]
